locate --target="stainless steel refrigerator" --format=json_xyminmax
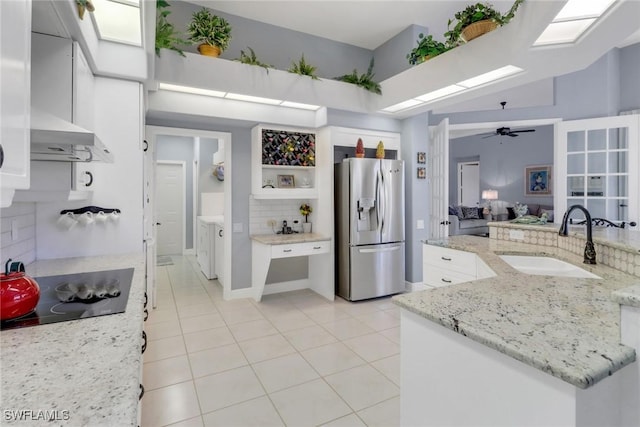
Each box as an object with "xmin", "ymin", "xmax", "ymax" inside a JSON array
[{"xmin": 335, "ymin": 158, "xmax": 405, "ymax": 301}]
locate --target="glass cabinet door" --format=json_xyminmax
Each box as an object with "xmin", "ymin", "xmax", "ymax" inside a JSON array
[{"xmin": 556, "ymin": 115, "xmax": 639, "ymax": 225}]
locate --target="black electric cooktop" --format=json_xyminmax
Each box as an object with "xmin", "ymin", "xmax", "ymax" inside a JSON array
[{"xmin": 1, "ymin": 268, "xmax": 134, "ymax": 331}]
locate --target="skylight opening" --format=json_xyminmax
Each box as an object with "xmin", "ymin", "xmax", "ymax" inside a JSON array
[
  {"xmin": 533, "ymin": 0, "xmax": 615, "ymax": 46},
  {"xmin": 91, "ymin": 0, "xmax": 142, "ymax": 46}
]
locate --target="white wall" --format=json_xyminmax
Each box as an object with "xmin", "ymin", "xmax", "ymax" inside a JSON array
[{"xmin": 0, "ymin": 203, "xmax": 36, "ymax": 265}]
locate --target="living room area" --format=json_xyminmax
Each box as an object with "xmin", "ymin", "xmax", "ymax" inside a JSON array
[{"xmin": 448, "ymin": 122, "xmax": 554, "ymax": 236}]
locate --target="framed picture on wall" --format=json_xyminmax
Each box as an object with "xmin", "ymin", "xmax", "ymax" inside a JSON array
[
  {"xmin": 417, "ymin": 167, "xmax": 426, "ymax": 179},
  {"xmin": 417, "ymin": 152, "xmax": 426, "ymax": 164},
  {"xmin": 525, "ymin": 165, "xmax": 552, "ymax": 196}
]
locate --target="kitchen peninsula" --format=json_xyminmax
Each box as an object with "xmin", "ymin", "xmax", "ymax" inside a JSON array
[
  {"xmin": 0, "ymin": 254, "xmax": 145, "ymax": 426},
  {"xmin": 395, "ymin": 225, "xmax": 640, "ymax": 426}
]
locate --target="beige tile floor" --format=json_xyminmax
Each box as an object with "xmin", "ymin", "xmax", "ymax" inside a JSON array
[{"xmin": 141, "ymin": 255, "xmax": 401, "ymax": 427}]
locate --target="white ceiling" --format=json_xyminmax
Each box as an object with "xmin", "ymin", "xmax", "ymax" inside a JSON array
[{"xmin": 186, "ymin": 0, "xmax": 520, "ymax": 50}]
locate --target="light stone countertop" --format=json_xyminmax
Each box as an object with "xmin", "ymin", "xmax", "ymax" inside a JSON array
[
  {"xmin": 393, "ymin": 236, "xmax": 639, "ymax": 389},
  {"xmin": 612, "ymin": 285, "xmax": 640, "ymax": 308},
  {"xmin": 0, "ymin": 253, "xmax": 145, "ymax": 426},
  {"xmin": 251, "ymin": 233, "xmax": 330, "ymax": 245}
]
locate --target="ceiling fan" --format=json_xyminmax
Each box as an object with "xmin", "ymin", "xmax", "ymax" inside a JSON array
[{"xmin": 481, "ymin": 126, "xmax": 536, "ymax": 138}]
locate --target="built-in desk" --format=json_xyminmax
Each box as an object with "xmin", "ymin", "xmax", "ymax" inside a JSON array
[{"xmin": 250, "ymin": 233, "xmax": 332, "ymax": 301}]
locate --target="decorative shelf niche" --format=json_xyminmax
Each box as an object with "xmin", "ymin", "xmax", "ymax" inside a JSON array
[{"xmin": 251, "ymin": 125, "xmax": 318, "ymax": 199}]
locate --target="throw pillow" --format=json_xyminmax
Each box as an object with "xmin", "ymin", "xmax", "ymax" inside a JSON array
[
  {"xmin": 507, "ymin": 207, "xmax": 516, "ymax": 220},
  {"xmin": 477, "ymin": 207, "xmax": 484, "ymax": 218},
  {"xmin": 455, "ymin": 206, "xmax": 465, "ymax": 220},
  {"xmin": 540, "ymin": 209, "xmax": 554, "ymax": 222},
  {"xmin": 461, "ymin": 206, "xmax": 480, "ymax": 219},
  {"xmin": 448, "ymin": 206, "xmax": 457, "ymax": 215}
]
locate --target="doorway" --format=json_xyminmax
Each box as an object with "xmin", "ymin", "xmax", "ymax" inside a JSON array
[
  {"xmin": 458, "ymin": 161, "xmax": 479, "ymax": 206},
  {"xmin": 156, "ymin": 162, "xmax": 185, "ymax": 256}
]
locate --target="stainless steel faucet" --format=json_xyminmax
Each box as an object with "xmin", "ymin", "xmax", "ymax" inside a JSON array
[{"xmin": 558, "ymin": 204, "xmax": 596, "ymax": 264}]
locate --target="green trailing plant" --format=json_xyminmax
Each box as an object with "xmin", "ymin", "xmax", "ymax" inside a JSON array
[
  {"xmin": 444, "ymin": 0, "xmax": 525, "ymax": 46},
  {"xmin": 155, "ymin": 0, "xmax": 187, "ymax": 57},
  {"xmin": 334, "ymin": 58, "xmax": 381, "ymax": 95},
  {"xmin": 288, "ymin": 54, "xmax": 320, "ymax": 80},
  {"xmin": 407, "ymin": 33, "xmax": 449, "ymax": 65},
  {"xmin": 235, "ymin": 47, "xmax": 272, "ymax": 72},
  {"xmin": 187, "ymin": 8, "xmax": 232, "ymax": 51}
]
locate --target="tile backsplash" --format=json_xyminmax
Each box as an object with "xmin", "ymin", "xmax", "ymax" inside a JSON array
[
  {"xmin": 0, "ymin": 202, "xmax": 36, "ymax": 265},
  {"xmin": 249, "ymin": 196, "xmax": 314, "ymax": 235}
]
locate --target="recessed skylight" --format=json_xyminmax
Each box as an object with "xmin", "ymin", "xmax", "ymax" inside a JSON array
[
  {"xmin": 158, "ymin": 83, "xmax": 226, "ymax": 98},
  {"xmin": 533, "ymin": 0, "xmax": 615, "ymax": 46},
  {"xmin": 415, "ymin": 85, "xmax": 466, "ymax": 103},
  {"xmin": 457, "ymin": 65, "xmax": 523, "ymax": 88},
  {"xmin": 225, "ymin": 93, "xmax": 283, "ymax": 105},
  {"xmin": 280, "ymin": 101, "xmax": 321, "ymax": 110},
  {"xmin": 91, "ymin": 0, "xmax": 142, "ymax": 46},
  {"xmin": 381, "ymin": 99, "xmax": 423, "ymax": 113}
]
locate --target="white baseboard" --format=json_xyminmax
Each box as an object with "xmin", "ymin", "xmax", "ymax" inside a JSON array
[
  {"xmin": 406, "ymin": 281, "xmax": 431, "ymax": 292},
  {"xmin": 263, "ymin": 279, "xmax": 309, "ymax": 296},
  {"xmin": 226, "ymin": 287, "xmax": 256, "ymax": 301},
  {"xmin": 183, "ymin": 248, "xmax": 195, "ymax": 255}
]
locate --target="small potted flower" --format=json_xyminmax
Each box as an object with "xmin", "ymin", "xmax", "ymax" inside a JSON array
[
  {"xmin": 407, "ymin": 33, "xmax": 449, "ymax": 65},
  {"xmin": 187, "ymin": 8, "xmax": 232, "ymax": 57},
  {"xmin": 300, "ymin": 203, "xmax": 313, "ymax": 233},
  {"xmin": 444, "ymin": 0, "xmax": 524, "ymax": 46}
]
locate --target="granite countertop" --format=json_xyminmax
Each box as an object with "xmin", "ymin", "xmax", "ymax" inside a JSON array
[
  {"xmin": 394, "ymin": 236, "xmax": 639, "ymax": 389},
  {"xmin": 251, "ymin": 233, "xmax": 330, "ymax": 245},
  {"xmin": 0, "ymin": 254, "xmax": 145, "ymax": 426}
]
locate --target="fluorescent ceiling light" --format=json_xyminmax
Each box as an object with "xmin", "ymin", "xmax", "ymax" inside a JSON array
[
  {"xmin": 159, "ymin": 83, "xmax": 226, "ymax": 98},
  {"xmin": 91, "ymin": 0, "xmax": 141, "ymax": 46},
  {"xmin": 554, "ymin": 0, "xmax": 616, "ymax": 21},
  {"xmin": 457, "ymin": 65, "xmax": 523, "ymax": 88},
  {"xmin": 415, "ymin": 85, "xmax": 465, "ymax": 103},
  {"xmin": 225, "ymin": 93, "xmax": 282, "ymax": 105},
  {"xmin": 533, "ymin": 0, "xmax": 615, "ymax": 46},
  {"xmin": 280, "ymin": 101, "xmax": 321, "ymax": 110},
  {"xmin": 381, "ymin": 99, "xmax": 423, "ymax": 113}
]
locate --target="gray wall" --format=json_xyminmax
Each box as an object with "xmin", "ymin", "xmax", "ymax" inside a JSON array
[
  {"xmin": 157, "ymin": 135, "xmax": 195, "ymax": 250},
  {"xmin": 449, "ymin": 126, "xmax": 554, "ymax": 212},
  {"xmin": 373, "ymin": 25, "xmax": 428, "ymax": 81},
  {"xmin": 167, "ymin": 1, "xmax": 374, "ymax": 79},
  {"xmin": 620, "ymin": 43, "xmax": 640, "ymax": 113}
]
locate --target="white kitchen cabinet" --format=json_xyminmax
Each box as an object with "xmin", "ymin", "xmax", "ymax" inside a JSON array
[
  {"xmin": 0, "ymin": 0, "xmax": 32, "ymax": 207},
  {"xmin": 214, "ymin": 224, "xmax": 224, "ymax": 286},
  {"xmin": 71, "ymin": 41, "xmax": 95, "ymax": 190},
  {"xmin": 423, "ymin": 244, "xmax": 495, "ymax": 287},
  {"xmin": 251, "ymin": 125, "xmax": 318, "ymax": 199},
  {"xmin": 197, "ymin": 216, "xmax": 223, "ymax": 280}
]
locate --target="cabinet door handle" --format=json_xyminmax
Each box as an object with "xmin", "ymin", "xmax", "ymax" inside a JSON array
[
  {"xmin": 218, "ymin": 230, "xmax": 223, "ymax": 237},
  {"xmin": 441, "ymin": 256, "xmax": 452, "ymax": 261},
  {"xmin": 84, "ymin": 171, "xmax": 93, "ymax": 187},
  {"xmin": 141, "ymin": 331, "xmax": 147, "ymax": 354},
  {"xmin": 441, "ymin": 278, "xmax": 452, "ymax": 283},
  {"xmin": 144, "ymin": 292, "xmax": 148, "ymax": 308},
  {"xmin": 143, "ymin": 309, "xmax": 148, "ymax": 322},
  {"xmin": 0, "ymin": 143, "xmax": 4, "ymax": 169},
  {"xmin": 139, "ymin": 384, "xmax": 145, "ymax": 400},
  {"xmin": 143, "ymin": 140, "xmax": 148, "ymax": 152},
  {"xmin": 313, "ymin": 246, "xmax": 322, "ymax": 250},
  {"xmin": 283, "ymin": 249, "xmax": 292, "ymax": 253}
]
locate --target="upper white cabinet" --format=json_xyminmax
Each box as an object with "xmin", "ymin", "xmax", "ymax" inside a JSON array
[
  {"xmin": 251, "ymin": 125, "xmax": 318, "ymax": 199},
  {"xmin": 0, "ymin": 0, "xmax": 32, "ymax": 207}
]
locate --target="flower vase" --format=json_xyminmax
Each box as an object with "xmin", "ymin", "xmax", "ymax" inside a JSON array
[{"xmin": 302, "ymin": 222, "xmax": 312, "ymax": 233}]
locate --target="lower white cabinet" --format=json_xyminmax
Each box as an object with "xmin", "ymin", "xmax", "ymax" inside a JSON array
[
  {"xmin": 214, "ymin": 224, "xmax": 224, "ymax": 286},
  {"xmin": 196, "ymin": 216, "xmax": 223, "ymax": 280},
  {"xmin": 423, "ymin": 244, "xmax": 495, "ymax": 287}
]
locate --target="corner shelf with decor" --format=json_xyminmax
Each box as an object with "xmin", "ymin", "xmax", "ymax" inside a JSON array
[{"xmin": 251, "ymin": 125, "xmax": 318, "ymax": 199}]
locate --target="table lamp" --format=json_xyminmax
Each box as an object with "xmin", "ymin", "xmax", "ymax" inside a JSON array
[{"xmin": 481, "ymin": 189, "xmax": 498, "ymax": 218}]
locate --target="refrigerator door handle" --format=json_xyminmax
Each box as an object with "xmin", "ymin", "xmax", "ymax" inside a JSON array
[
  {"xmin": 358, "ymin": 246, "xmax": 401, "ymax": 254},
  {"xmin": 378, "ymin": 169, "xmax": 385, "ymax": 236}
]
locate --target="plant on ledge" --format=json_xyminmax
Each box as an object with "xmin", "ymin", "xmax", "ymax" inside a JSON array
[
  {"xmin": 288, "ymin": 54, "xmax": 320, "ymax": 80},
  {"xmin": 75, "ymin": 0, "xmax": 95, "ymax": 20},
  {"xmin": 334, "ymin": 58, "xmax": 381, "ymax": 95},
  {"xmin": 235, "ymin": 47, "xmax": 272, "ymax": 73},
  {"xmin": 407, "ymin": 33, "xmax": 449, "ymax": 65},
  {"xmin": 155, "ymin": 0, "xmax": 187, "ymax": 57},
  {"xmin": 187, "ymin": 8, "xmax": 232, "ymax": 57},
  {"xmin": 444, "ymin": 0, "xmax": 525, "ymax": 46}
]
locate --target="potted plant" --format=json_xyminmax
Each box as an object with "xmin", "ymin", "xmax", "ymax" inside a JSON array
[
  {"xmin": 155, "ymin": 0, "xmax": 187, "ymax": 57},
  {"xmin": 444, "ymin": 0, "xmax": 524, "ymax": 46},
  {"xmin": 334, "ymin": 58, "xmax": 381, "ymax": 95},
  {"xmin": 300, "ymin": 203, "xmax": 313, "ymax": 233},
  {"xmin": 288, "ymin": 54, "xmax": 320, "ymax": 80},
  {"xmin": 235, "ymin": 47, "xmax": 272, "ymax": 73},
  {"xmin": 75, "ymin": 0, "xmax": 95, "ymax": 20},
  {"xmin": 187, "ymin": 8, "xmax": 232, "ymax": 57},
  {"xmin": 407, "ymin": 33, "xmax": 449, "ymax": 65}
]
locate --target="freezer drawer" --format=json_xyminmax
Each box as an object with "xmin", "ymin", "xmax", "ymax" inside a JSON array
[{"xmin": 339, "ymin": 242, "xmax": 405, "ymax": 301}]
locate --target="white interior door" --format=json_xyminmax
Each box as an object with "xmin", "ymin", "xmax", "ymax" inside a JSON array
[
  {"xmin": 156, "ymin": 162, "xmax": 185, "ymax": 255},
  {"xmin": 458, "ymin": 162, "xmax": 480, "ymax": 206},
  {"xmin": 556, "ymin": 114, "xmax": 640, "ymax": 226},
  {"xmin": 429, "ymin": 118, "xmax": 450, "ymax": 240}
]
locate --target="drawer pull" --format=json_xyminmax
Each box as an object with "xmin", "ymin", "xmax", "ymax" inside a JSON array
[
  {"xmin": 441, "ymin": 278, "xmax": 452, "ymax": 283},
  {"xmin": 141, "ymin": 331, "xmax": 147, "ymax": 354},
  {"xmin": 283, "ymin": 249, "xmax": 293, "ymax": 253},
  {"xmin": 441, "ymin": 256, "xmax": 452, "ymax": 261},
  {"xmin": 313, "ymin": 246, "xmax": 322, "ymax": 250}
]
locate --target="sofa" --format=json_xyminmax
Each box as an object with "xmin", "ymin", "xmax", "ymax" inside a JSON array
[{"xmin": 448, "ymin": 206, "xmax": 489, "ymax": 236}]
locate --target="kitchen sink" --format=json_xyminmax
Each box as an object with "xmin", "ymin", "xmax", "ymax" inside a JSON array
[{"xmin": 499, "ymin": 255, "xmax": 601, "ymax": 279}]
